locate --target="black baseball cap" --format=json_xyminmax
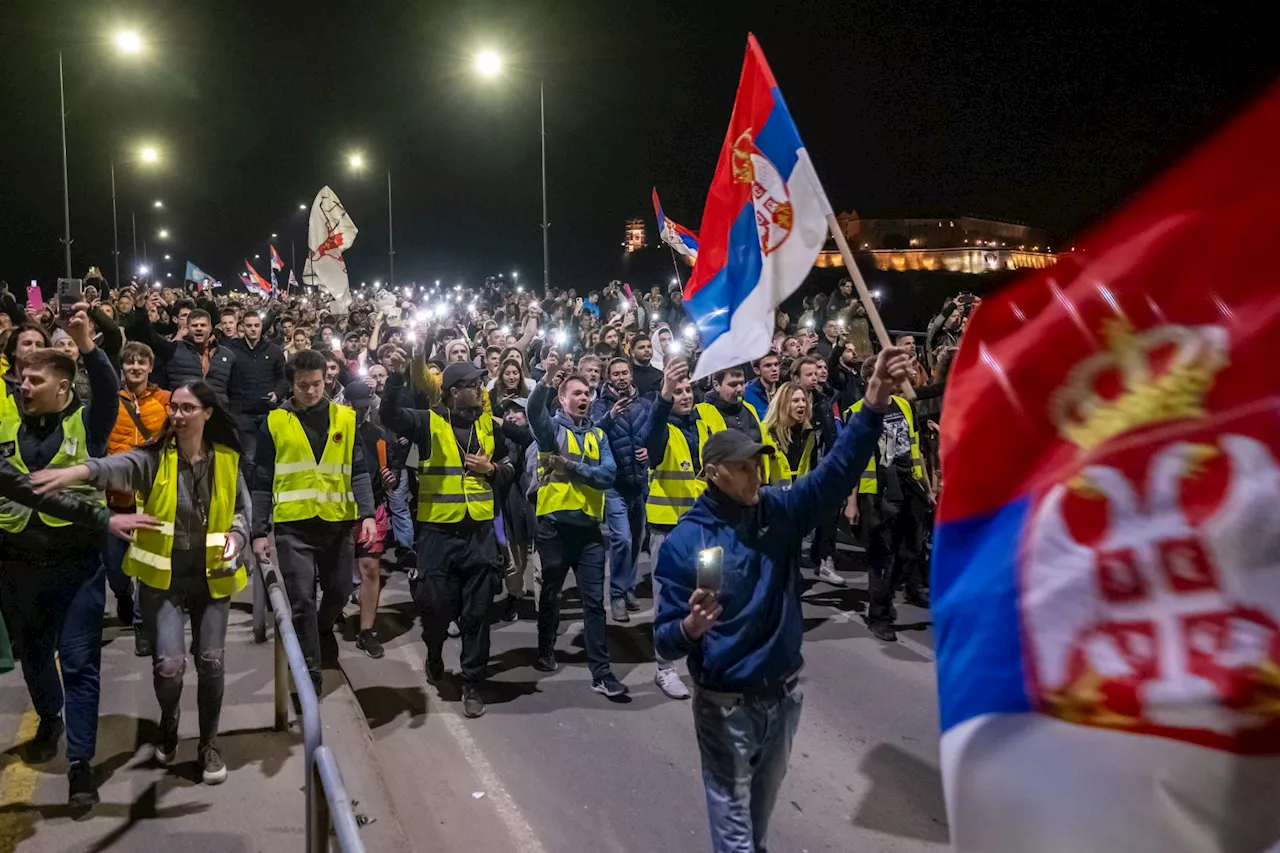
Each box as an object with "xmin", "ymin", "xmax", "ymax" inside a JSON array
[
  {"xmin": 441, "ymin": 362, "xmax": 483, "ymax": 394},
  {"xmin": 701, "ymin": 430, "xmax": 774, "ymax": 466},
  {"xmin": 343, "ymin": 380, "xmax": 374, "ymax": 409}
]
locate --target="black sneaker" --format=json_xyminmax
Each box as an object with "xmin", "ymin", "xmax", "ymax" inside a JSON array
[
  {"xmin": 461, "ymin": 684, "xmax": 486, "ymax": 719},
  {"xmin": 610, "ymin": 598, "xmax": 630, "ymax": 623},
  {"xmin": 116, "ymin": 594, "xmax": 135, "ymax": 628},
  {"xmin": 425, "ymin": 655, "xmax": 445, "ymax": 684},
  {"xmin": 67, "ymin": 760, "xmax": 99, "ymax": 815},
  {"xmin": 904, "ymin": 590, "xmax": 932, "ymax": 609},
  {"xmin": 624, "ymin": 591, "xmax": 642, "ymax": 612},
  {"xmin": 533, "ymin": 651, "xmax": 557, "ymax": 672},
  {"xmin": 25, "ymin": 715, "xmax": 63, "ymax": 764},
  {"xmin": 869, "ymin": 622, "xmax": 898, "ymax": 643},
  {"xmin": 309, "ymin": 671, "xmax": 324, "ymax": 698},
  {"xmin": 134, "ymin": 631, "xmax": 153, "ymax": 658},
  {"xmin": 154, "ymin": 714, "xmax": 179, "ymax": 764},
  {"xmin": 501, "ymin": 595, "xmax": 520, "ymax": 623},
  {"xmin": 199, "ymin": 742, "xmax": 228, "ymax": 785},
  {"xmin": 591, "ymin": 673, "xmax": 630, "ymax": 699},
  {"xmin": 356, "ymin": 629, "xmax": 385, "ymax": 659}
]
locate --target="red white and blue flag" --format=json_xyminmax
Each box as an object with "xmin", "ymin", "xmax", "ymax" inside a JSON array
[
  {"xmin": 243, "ymin": 260, "xmax": 272, "ymax": 296},
  {"xmin": 683, "ymin": 35, "xmax": 832, "ymax": 379},
  {"xmin": 652, "ymin": 187, "xmax": 700, "ymax": 261},
  {"xmin": 934, "ymin": 83, "xmax": 1280, "ymax": 852},
  {"xmin": 270, "ymin": 244, "xmax": 284, "ymax": 271}
]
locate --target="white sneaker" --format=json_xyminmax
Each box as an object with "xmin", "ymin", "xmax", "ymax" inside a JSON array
[
  {"xmin": 655, "ymin": 667, "xmax": 690, "ymax": 700},
  {"xmin": 816, "ymin": 558, "xmax": 847, "ymax": 587}
]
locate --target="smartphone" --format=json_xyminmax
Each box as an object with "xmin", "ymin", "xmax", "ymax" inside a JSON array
[
  {"xmin": 696, "ymin": 546, "xmax": 724, "ymax": 592},
  {"xmin": 27, "ymin": 281, "xmax": 43, "ymax": 311},
  {"xmin": 56, "ymin": 277, "xmax": 83, "ymax": 320}
]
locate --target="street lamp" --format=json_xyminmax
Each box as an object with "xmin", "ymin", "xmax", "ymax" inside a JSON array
[
  {"xmin": 110, "ymin": 142, "xmax": 161, "ymax": 288},
  {"xmin": 152, "ymin": 198, "xmax": 163, "ymax": 207},
  {"xmin": 157, "ymin": 228, "xmax": 170, "ymax": 239},
  {"xmin": 163, "ymin": 254, "xmax": 170, "ymax": 260},
  {"xmin": 474, "ymin": 50, "xmax": 550, "ymax": 294},
  {"xmin": 299, "ymin": 203, "xmax": 307, "ymax": 210},
  {"xmin": 346, "ymin": 151, "xmax": 395, "ymax": 289},
  {"xmin": 59, "ymin": 28, "xmax": 148, "ymax": 277}
]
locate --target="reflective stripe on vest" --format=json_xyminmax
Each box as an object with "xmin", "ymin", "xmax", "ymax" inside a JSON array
[
  {"xmin": 844, "ymin": 396, "xmax": 922, "ymax": 495},
  {"xmin": 267, "ymin": 404, "xmax": 358, "ymax": 523},
  {"xmin": 763, "ymin": 429, "xmax": 816, "ymax": 489},
  {"xmin": 418, "ymin": 413, "xmax": 495, "ymax": 523},
  {"xmin": 0, "ymin": 406, "xmax": 104, "ymax": 532},
  {"xmin": 646, "ymin": 424, "xmax": 706, "ymax": 525},
  {"xmin": 122, "ymin": 443, "xmax": 247, "ymax": 597},
  {"xmin": 536, "ymin": 427, "xmax": 605, "ymax": 520},
  {"xmin": 695, "ymin": 401, "xmax": 767, "ymax": 482}
]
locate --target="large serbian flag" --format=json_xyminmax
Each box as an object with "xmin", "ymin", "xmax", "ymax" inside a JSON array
[
  {"xmin": 652, "ymin": 187, "xmax": 700, "ymax": 262},
  {"xmin": 683, "ymin": 35, "xmax": 830, "ymax": 380},
  {"xmin": 934, "ymin": 83, "xmax": 1280, "ymax": 853}
]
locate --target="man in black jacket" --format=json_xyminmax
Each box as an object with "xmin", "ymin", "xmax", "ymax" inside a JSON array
[
  {"xmin": 226, "ymin": 312, "xmax": 287, "ymax": 477},
  {"xmin": 127, "ymin": 298, "xmax": 236, "ymax": 401},
  {"xmin": 628, "ymin": 333, "xmax": 663, "ymax": 398}
]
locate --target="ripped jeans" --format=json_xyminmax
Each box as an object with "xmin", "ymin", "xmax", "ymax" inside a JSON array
[{"xmin": 138, "ymin": 550, "xmax": 231, "ymax": 748}]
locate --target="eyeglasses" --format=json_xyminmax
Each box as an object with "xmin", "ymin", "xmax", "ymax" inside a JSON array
[{"xmin": 168, "ymin": 403, "xmax": 207, "ymax": 416}]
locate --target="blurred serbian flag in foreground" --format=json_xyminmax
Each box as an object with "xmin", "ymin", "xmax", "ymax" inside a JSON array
[{"xmin": 933, "ymin": 83, "xmax": 1280, "ymax": 852}]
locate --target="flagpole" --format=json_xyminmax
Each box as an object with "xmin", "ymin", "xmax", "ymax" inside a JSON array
[
  {"xmin": 667, "ymin": 244, "xmax": 684, "ymax": 289},
  {"xmin": 824, "ymin": 212, "xmax": 914, "ymax": 399}
]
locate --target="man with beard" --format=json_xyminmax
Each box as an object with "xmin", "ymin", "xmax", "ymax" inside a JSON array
[
  {"xmin": 381, "ymin": 357, "xmax": 513, "ymax": 718},
  {"xmin": 830, "ymin": 342, "xmax": 866, "ymax": 412},
  {"xmin": 227, "ymin": 312, "xmax": 287, "ymax": 479},
  {"xmin": 589, "ymin": 358, "xmax": 653, "ymax": 623},
  {"xmin": 128, "ymin": 303, "xmax": 236, "ymax": 402},
  {"xmin": 628, "ymin": 333, "xmax": 663, "ymax": 398},
  {"xmin": 528, "ymin": 350, "xmax": 626, "ymax": 697}
]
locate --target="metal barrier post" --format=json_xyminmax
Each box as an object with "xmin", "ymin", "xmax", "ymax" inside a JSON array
[
  {"xmin": 315, "ymin": 746, "xmax": 365, "ymax": 853},
  {"xmin": 274, "ymin": 624, "xmax": 289, "ymax": 733},
  {"xmin": 252, "ymin": 556, "xmax": 268, "ymax": 643}
]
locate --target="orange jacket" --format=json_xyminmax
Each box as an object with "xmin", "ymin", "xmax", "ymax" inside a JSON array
[{"xmin": 106, "ymin": 385, "xmax": 170, "ymax": 510}]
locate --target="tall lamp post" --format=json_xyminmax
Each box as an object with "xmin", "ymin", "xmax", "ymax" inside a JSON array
[
  {"xmin": 110, "ymin": 145, "xmax": 160, "ymax": 288},
  {"xmin": 346, "ymin": 152, "xmax": 395, "ymax": 287},
  {"xmin": 474, "ymin": 49, "xmax": 549, "ymax": 294},
  {"xmin": 59, "ymin": 29, "xmax": 147, "ymax": 278}
]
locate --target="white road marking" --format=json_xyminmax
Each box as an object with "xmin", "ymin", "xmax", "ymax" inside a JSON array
[{"xmin": 392, "ymin": 643, "xmax": 547, "ymax": 853}]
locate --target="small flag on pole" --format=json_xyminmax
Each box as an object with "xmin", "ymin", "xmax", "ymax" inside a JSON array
[
  {"xmin": 287, "ymin": 269, "xmax": 299, "ymax": 290},
  {"xmin": 270, "ymin": 245, "xmax": 284, "ymax": 271},
  {"xmin": 184, "ymin": 261, "xmax": 216, "ymax": 285},
  {"xmin": 683, "ymin": 35, "xmax": 832, "ymax": 380},
  {"xmin": 652, "ymin": 188, "xmax": 700, "ymax": 261},
  {"xmin": 243, "ymin": 260, "xmax": 272, "ymax": 296}
]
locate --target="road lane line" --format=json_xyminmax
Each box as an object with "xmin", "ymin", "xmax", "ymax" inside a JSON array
[
  {"xmin": 0, "ymin": 707, "xmax": 41, "ymax": 852},
  {"xmin": 391, "ymin": 644, "xmax": 547, "ymax": 853}
]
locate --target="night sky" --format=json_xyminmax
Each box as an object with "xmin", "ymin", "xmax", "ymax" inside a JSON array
[{"xmin": 1, "ymin": 1, "xmax": 1273, "ymax": 292}]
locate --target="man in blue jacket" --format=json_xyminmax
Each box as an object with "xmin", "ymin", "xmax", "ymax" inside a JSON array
[
  {"xmin": 653, "ymin": 345, "xmax": 913, "ymax": 853},
  {"xmin": 589, "ymin": 357, "xmax": 653, "ymax": 623},
  {"xmin": 528, "ymin": 350, "xmax": 628, "ymax": 698}
]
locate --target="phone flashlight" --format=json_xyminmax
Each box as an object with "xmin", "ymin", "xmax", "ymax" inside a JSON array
[{"xmin": 696, "ymin": 546, "xmax": 724, "ymax": 592}]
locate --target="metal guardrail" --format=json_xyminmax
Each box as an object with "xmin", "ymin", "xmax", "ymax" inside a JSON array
[{"xmin": 257, "ymin": 559, "xmax": 366, "ymax": 853}]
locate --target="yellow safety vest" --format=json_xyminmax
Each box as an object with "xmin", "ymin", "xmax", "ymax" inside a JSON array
[
  {"xmin": 122, "ymin": 443, "xmax": 247, "ymax": 597},
  {"xmin": 536, "ymin": 427, "xmax": 605, "ymax": 520},
  {"xmin": 646, "ymin": 424, "xmax": 706, "ymax": 525},
  {"xmin": 267, "ymin": 404, "xmax": 358, "ymax": 523},
  {"xmin": 845, "ymin": 397, "xmax": 923, "ymax": 494},
  {"xmin": 763, "ymin": 428, "xmax": 816, "ymax": 488},
  {"xmin": 0, "ymin": 407, "xmax": 104, "ymax": 531},
  {"xmin": 0, "ymin": 389, "xmax": 16, "ymax": 422},
  {"xmin": 418, "ymin": 412, "xmax": 496, "ymax": 523},
  {"xmin": 695, "ymin": 400, "xmax": 768, "ymax": 482}
]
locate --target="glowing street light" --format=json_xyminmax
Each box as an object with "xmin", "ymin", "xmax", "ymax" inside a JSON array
[
  {"xmin": 163, "ymin": 254, "xmax": 170, "ymax": 260},
  {"xmin": 152, "ymin": 199, "xmax": 163, "ymax": 208},
  {"xmin": 347, "ymin": 152, "xmax": 364, "ymax": 171},
  {"xmin": 139, "ymin": 146, "xmax": 159, "ymax": 164},
  {"xmin": 299, "ymin": 203, "xmax": 307, "ymax": 210},
  {"xmin": 474, "ymin": 49, "xmax": 503, "ymax": 79},
  {"xmin": 157, "ymin": 228, "xmax": 169, "ymax": 239},
  {"xmin": 114, "ymin": 30, "xmax": 144, "ymax": 55},
  {"xmin": 271, "ymin": 232, "xmax": 277, "ymax": 239}
]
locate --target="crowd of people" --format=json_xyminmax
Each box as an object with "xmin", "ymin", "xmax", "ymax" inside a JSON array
[{"xmin": 0, "ymin": 270, "xmax": 972, "ymax": 847}]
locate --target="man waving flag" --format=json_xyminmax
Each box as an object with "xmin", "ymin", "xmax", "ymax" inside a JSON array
[{"xmin": 683, "ymin": 34, "xmax": 831, "ymax": 380}]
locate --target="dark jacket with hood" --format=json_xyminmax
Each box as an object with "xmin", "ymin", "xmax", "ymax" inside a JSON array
[{"xmin": 589, "ymin": 382, "xmax": 653, "ymax": 497}]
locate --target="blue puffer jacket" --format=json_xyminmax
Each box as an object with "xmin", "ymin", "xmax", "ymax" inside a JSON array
[
  {"xmin": 589, "ymin": 384, "xmax": 653, "ymax": 497},
  {"xmin": 653, "ymin": 405, "xmax": 884, "ymax": 692}
]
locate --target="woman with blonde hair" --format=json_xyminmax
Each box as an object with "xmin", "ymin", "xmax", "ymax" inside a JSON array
[{"xmin": 760, "ymin": 381, "xmax": 818, "ymax": 488}]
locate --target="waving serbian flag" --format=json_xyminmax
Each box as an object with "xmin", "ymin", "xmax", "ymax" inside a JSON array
[
  {"xmin": 652, "ymin": 187, "xmax": 700, "ymax": 261},
  {"xmin": 243, "ymin": 260, "xmax": 272, "ymax": 297},
  {"xmin": 304, "ymin": 185, "xmax": 359, "ymax": 311},
  {"xmin": 683, "ymin": 35, "xmax": 831, "ymax": 380},
  {"xmin": 934, "ymin": 83, "xmax": 1280, "ymax": 853},
  {"xmin": 270, "ymin": 244, "xmax": 284, "ymax": 271}
]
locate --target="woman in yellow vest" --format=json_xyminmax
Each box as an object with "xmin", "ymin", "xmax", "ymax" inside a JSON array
[
  {"xmin": 760, "ymin": 382, "xmax": 818, "ymax": 489},
  {"xmin": 33, "ymin": 380, "xmax": 248, "ymax": 786}
]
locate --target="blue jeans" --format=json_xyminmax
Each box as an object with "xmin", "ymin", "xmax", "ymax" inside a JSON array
[
  {"xmin": 103, "ymin": 528, "xmax": 141, "ymax": 626},
  {"xmin": 694, "ymin": 687, "xmax": 803, "ymax": 853},
  {"xmin": 604, "ymin": 488, "xmax": 646, "ymax": 602},
  {"xmin": 0, "ymin": 555, "xmax": 106, "ymax": 762},
  {"xmin": 387, "ymin": 470, "xmax": 415, "ymax": 550}
]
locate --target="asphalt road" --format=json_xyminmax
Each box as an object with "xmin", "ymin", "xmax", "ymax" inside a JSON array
[{"xmin": 340, "ymin": 542, "xmax": 951, "ymax": 853}]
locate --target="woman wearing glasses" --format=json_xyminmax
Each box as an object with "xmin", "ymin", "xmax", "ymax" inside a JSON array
[{"xmin": 32, "ymin": 380, "xmax": 249, "ymax": 785}]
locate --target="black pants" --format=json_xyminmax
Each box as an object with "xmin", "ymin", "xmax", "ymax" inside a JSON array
[
  {"xmin": 275, "ymin": 523, "xmax": 354, "ymax": 682},
  {"xmin": 412, "ymin": 523, "xmax": 500, "ymax": 683},
  {"xmin": 860, "ymin": 478, "xmax": 929, "ymax": 627},
  {"xmin": 536, "ymin": 518, "xmax": 611, "ymax": 680}
]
